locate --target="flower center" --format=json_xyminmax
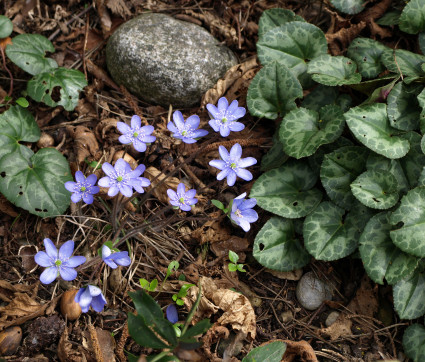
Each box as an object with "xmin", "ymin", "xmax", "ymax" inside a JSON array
[
  {"xmin": 182, "ymin": 130, "xmax": 187, "ymax": 136},
  {"xmin": 221, "ymin": 117, "xmax": 228, "ymax": 124},
  {"xmin": 179, "ymin": 197, "xmax": 185, "ymax": 204},
  {"xmin": 80, "ymin": 186, "xmax": 86, "ymax": 192},
  {"xmin": 133, "ymin": 132, "xmax": 139, "ymax": 137},
  {"xmin": 230, "ymin": 162, "xmax": 237, "ymax": 169},
  {"xmin": 55, "ymin": 259, "xmax": 62, "ymax": 266},
  {"xmin": 235, "ymin": 209, "xmax": 242, "ymax": 218},
  {"xmin": 117, "ymin": 176, "xmax": 123, "ymax": 182}
]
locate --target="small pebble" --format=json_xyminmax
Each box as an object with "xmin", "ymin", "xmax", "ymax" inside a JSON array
[
  {"xmin": 280, "ymin": 310, "xmax": 293, "ymax": 323},
  {"xmin": 325, "ymin": 311, "xmax": 340, "ymax": 327},
  {"xmin": 296, "ymin": 271, "xmax": 332, "ymax": 310}
]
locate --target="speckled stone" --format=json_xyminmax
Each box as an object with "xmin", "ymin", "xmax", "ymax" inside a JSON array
[
  {"xmin": 106, "ymin": 13, "xmax": 238, "ymax": 108},
  {"xmin": 296, "ymin": 272, "xmax": 332, "ymax": 311}
]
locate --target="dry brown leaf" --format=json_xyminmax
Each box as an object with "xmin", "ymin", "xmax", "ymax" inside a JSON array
[
  {"xmin": 95, "ymin": 118, "xmax": 119, "ymax": 140},
  {"xmin": 0, "ymin": 293, "xmax": 41, "ymax": 319},
  {"xmin": 355, "ymin": 0, "xmax": 392, "ymax": 23},
  {"xmin": 95, "ymin": 0, "xmax": 112, "ymax": 35},
  {"xmin": 58, "ymin": 325, "xmax": 87, "ymax": 362},
  {"xmin": 86, "ymin": 59, "xmax": 120, "ymax": 91},
  {"xmin": 0, "ymin": 281, "xmax": 34, "ymax": 303},
  {"xmin": 67, "ymin": 126, "xmax": 100, "ymax": 164},
  {"xmin": 346, "ymin": 274, "xmax": 378, "ymax": 319},
  {"xmin": 210, "ymin": 236, "xmax": 249, "ymax": 258},
  {"xmin": 281, "ymin": 339, "xmax": 318, "ymax": 362},
  {"xmin": 144, "ymin": 166, "xmax": 181, "ymax": 204},
  {"xmin": 318, "ymin": 313, "xmax": 353, "ymax": 340},
  {"xmin": 0, "ymin": 194, "xmax": 18, "ymax": 217},
  {"xmin": 326, "ymin": 21, "xmax": 366, "ymax": 55},
  {"xmin": 96, "ymin": 327, "xmax": 116, "ymax": 362},
  {"xmin": 106, "ymin": 0, "xmax": 131, "ymax": 18},
  {"xmin": 266, "ymin": 269, "xmax": 303, "ymax": 281},
  {"xmin": 192, "ymin": 212, "xmax": 232, "ymax": 245}
]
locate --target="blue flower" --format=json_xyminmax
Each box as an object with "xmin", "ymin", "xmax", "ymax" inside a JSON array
[
  {"xmin": 167, "ymin": 111, "xmax": 208, "ymax": 144},
  {"xmin": 101, "ymin": 245, "xmax": 131, "ymax": 269},
  {"xmin": 117, "ymin": 115, "xmax": 156, "ymax": 152},
  {"xmin": 167, "ymin": 183, "xmax": 198, "ymax": 211},
  {"xmin": 230, "ymin": 193, "xmax": 258, "ymax": 232},
  {"xmin": 34, "ymin": 238, "xmax": 86, "ymax": 284},
  {"xmin": 64, "ymin": 171, "xmax": 99, "ymax": 204},
  {"xmin": 74, "ymin": 285, "xmax": 107, "ymax": 313},
  {"xmin": 209, "ymin": 143, "xmax": 257, "ymax": 186},
  {"xmin": 166, "ymin": 304, "xmax": 178, "ymax": 324},
  {"xmin": 98, "ymin": 158, "xmax": 151, "ymax": 197},
  {"xmin": 207, "ymin": 97, "xmax": 246, "ymax": 137}
]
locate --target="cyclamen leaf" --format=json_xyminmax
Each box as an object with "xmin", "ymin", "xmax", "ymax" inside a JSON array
[
  {"xmin": 376, "ymin": 11, "xmax": 401, "ymax": 26},
  {"xmin": 329, "ymin": 0, "xmax": 365, "ymax": 15},
  {"xmin": 359, "ymin": 212, "xmax": 419, "ymax": 285},
  {"xmin": 347, "ymin": 38, "xmax": 389, "ymax": 78},
  {"xmin": 260, "ymin": 132, "xmax": 289, "ymax": 172},
  {"xmin": 344, "ymin": 103, "xmax": 410, "ymax": 159},
  {"xmin": 420, "ymin": 32, "xmax": 425, "ymax": 55},
  {"xmin": 127, "ymin": 313, "xmax": 170, "ymax": 349},
  {"xmin": 399, "ymin": 0, "xmax": 425, "ymax": 34},
  {"xmin": 5, "ymin": 34, "xmax": 58, "ymax": 75},
  {"xmin": 250, "ymin": 160, "xmax": 322, "ymax": 219},
  {"xmin": 27, "ymin": 67, "xmax": 87, "ymax": 111},
  {"xmin": 247, "ymin": 61, "xmax": 302, "ymax": 119},
  {"xmin": 320, "ymin": 146, "xmax": 369, "ymax": 209},
  {"xmin": 258, "ymin": 8, "xmax": 305, "ymax": 39},
  {"xmin": 403, "ymin": 324, "xmax": 425, "ymax": 362},
  {"xmin": 393, "ymin": 271, "xmax": 425, "ymax": 319},
  {"xmin": 399, "ymin": 132, "xmax": 425, "ymax": 189},
  {"xmin": 390, "ymin": 187, "xmax": 425, "ymax": 257},
  {"xmin": 0, "ymin": 15, "xmax": 13, "ymax": 38},
  {"xmin": 242, "ymin": 341, "xmax": 287, "ymax": 362},
  {"xmin": 381, "ymin": 49, "xmax": 425, "ymax": 78},
  {"xmin": 253, "ymin": 217, "xmax": 310, "ymax": 272},
  {"xmin": 301, "ymin": 85, "xmax": 339, "ymax": 112},
  {"xmin": 279, "ymin": 105, "xmax": 345, "ymax": 159}
]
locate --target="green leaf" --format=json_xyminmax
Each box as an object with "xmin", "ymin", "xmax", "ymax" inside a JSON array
[
  {"xmin": 211, "ymin": 199, "xmax": 225, "ymax": 211},
  {"xmin": 320, "ymin": 146, "xmax": 369, "ymax": 209},
  {"xmin": 399, "ymin": 0, "xmax": 425, "ymax": 34},
  {"xmin": 420, "ymin": 32, "xmax": 425, "ymax": 55},
  {"xmin": 258, "ymin": 8, "xmax": 305, "ymax": 39},
  {"xmin": 127, "ymin": 313, "xmax": 170, "ymax": 349},
  {"xmin": 381, "ymin": 49, "xmax": 425, "ymax": 77},
  {"xmin": 301, "ymin": 85, "xmax": 339, "ymax": 112},
  {"xmin": 345, "ymin": 103, "xmax": 410, "ymax": 159},
  {"xmin": 257, "ymin": 21, "xmax": 327, "ymax": 78},
  {"xmin": 359, "ymin": 212, "xmax": 419, "ymax": 285},
  {"xmin": 228, "ymin": 250, "xmax": 239, "ymax": 264},
  {"xmin": 177, "ymin": 284, "xmax": 195, "ymax": 298},
  {"xmin": 260, "ymin": 132, "xmax": 289, "ymax": 171},
  {"xmin": 15, "ymin": 97, "xmax": 29, "ymax": 108},
  {"xmin": 393, "ymin": 272, "xmax": 425, "ymax": 319},
  {"xmin": 247, "ymin": 61, "xmax": 302, "ymax": 119},
  {"xmin": 5, "ymin": 34, "xmax": 58, "ymax": 75},
  {"xmin": 390, "ymin": 187, "xmax": 425, "ymax": 257},
  {"xmin": 242, "ymin": 341, "xmax": 287, "ymax": 362},
  {"xmin": 181, "ymin": 319, "xmax": 211, "ymax": 339},
  {"xmin": 387, "ymin": 82, "xmax": 422, "ymax": 131},
  {"xmin": 27, "ymin": 67, "xmax": 87, "ymax": 111},
  {"xmin": 403, "ymin": 324, "xmax": 425, "ymax": 362},
  {"xmin": 399, "ymin": 132, "xmax": 425, "ymax": 188},
  {"xmin": 167, "ymin": 261, "xmax": 179, "ymax": 277},
  {"xmin": 347, "ymin": 38, "xmax": 389, "ymax": 78},
  {"xmin": 329, "ymin": 0, "xmax": 365, "ymax": 14},
  {"xmin": 279, "ymin": 105, "xmax": 345, "ymax": 159},
  {"xmin": 253, "ymin": 216, "xmax": 310, "ymax": 271},
  {"xmin": 350, "ymin": 170, "xmax": 399, "ymax": 210},
  {"xmin": 228, "ymin": 263, "xmax": 237, "ymax": 272},
  {"xmin": 303, "ymin": 201, "xmax": 372, "ymax": 261},
  {"xmin": 308, "ymin": 54, "xmax": 362, "ymax": 86},
  {"xmin": 250, "ymin": 160, "xmax": 322, "ymax": 219},
  {"xmin": 0, "ymin": 15, "xmax": 13, "ymax": 38},
  {"xmin": 376, "ymin": 11, "xmax": 401, "ymax": 26}
]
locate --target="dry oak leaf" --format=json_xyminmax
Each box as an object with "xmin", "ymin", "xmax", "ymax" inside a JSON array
[
  {"xmin": 0, "ymin": 293, "xmax": 41, "ymax": 319},
  {"xmin": 210, "ymin": 236, "xmax": 249, "ymax": 258},
  {"xmin": 281, "ymin": 339, "xmax": 317, "ymax": 362},
  {"xmin": 0, "ymin": 281, "xmax": 34, "ymax": 303},
  {"xmin": 66, "ymin": 126, "xmax": 99, "ymax": 164},
  {"xmin": 191, "ymin": 211, "xmax": 232, "ymax": 245},
  {"xmin": 318, "ymin": 313, "xmax": 353, "ymax": 341},
  {"xmin": 144, "ymin": 166, "xmax": 181, "ymax": 204}
]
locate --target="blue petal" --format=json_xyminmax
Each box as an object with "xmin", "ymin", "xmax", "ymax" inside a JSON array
[
  {"xmin": 114, "ymin": 158, "xmax": 128, "ymax": 173},
  {"xmin": 238, "ymin": 157, "xmax": 257, "ymax": 168},
  {"xmin": 44, "ymin": 238, "xmax": 58, "ymax": 259},
  {"xmin": 74, "ymin": 287, "xmax": 85, "ymax": 303},
  {"xmin": 131, "ymin": 115, "xmax": 142, "ymax": 129},
  {"xmin": 60, "ymin": 266, "xmax": 77, "ymax": 281},
  {"xmin": 117, "ymin": 121, "xmax": 131, "ymax": 134},
  {"xmin": 167, "ymin": 122, "xmax": 179, "ymax": 133},
  {"xmin": 206, "ymin": 104, "xmax": 220, "ymax": 119},
  {"xmin": 91, "ymin": 294, "xmax": 107, "ymax": 312},
  {"xmin": 59, "ymin": 240, "xmax": 74, "ymax": 260},
  {"xmin": 217, "ymin": 97, "xmax": 229, "ymax": 112},
  {"xmin": 85, "ymin": 174, "xmax": 98, "ymax": 187},
  {"xmin": 167, "ymin": 189, "xmax": 178, "ymax": 201},
  {"xmin": 185, "ymin": 189, "xmax": 196, "ymax": 199},
  {"xmin": 180, "ymin": 204, "xmax": 192, "ymax": 211},
  {"xmin": 71, "ymin": 192, "xmax": 82, "ymax": 203},
  {"xmin": 34, "ymin": 251, "xmax": 53, "ymax": 267},
  {"xmin": 219, "ymin": 126, "xmax": 230, "ymax": 137},
  {"xmin": 186, "ymin": 115, "xmax": 200, "ymax": 130},
  {"xmin": 133, "ymin": 139, "xmax": 147, "ymax": 152},
  {"xmin": 217, "ymin": 168, "xmax": 231, "ymax": 181},
  {"xmin": 40, "ymin": 267, "xmax": 58, "ymax": 284},
  {"xmin": 229, "ymin": 122, "xmax": 245, "ymax": 132},
  {"xmin": 66, "ymin": 255, "xmax": 86, "ymax": 268},
  {"xmin": 108, "ymin": 186, "xmax": 120, "ymax": 197},
  {"xmin": 102, "ymin": 162, "xmax": 116, "ymax": 177},
  {"xmin": 78, "ymin": 287, "xmax": 93, "ymax": 309},
  {"xmin": 119, "ymin": 184, "xmax": 133, "ymax": 197},
  {"xmin": 118, "ymin": 135, "xmax": 132, "ymax": 145},
  {"xmin": 104, "ymin": 258, "xmax": 118, "ymax": 269},
  {"xmin": 229, "ymin": 143, "xmax": 242, "ymax": 160},
  {"xmin": 166, "ymin": 304, "xmax": 178, "ymax": 324},
  {"xmin": 98, "ymin": 176, "xmax": 112, "ymax": 187},
  {"xmin": 218, "ymin": 146, "xmax": 230, "ymax": 162},
  {"xmin": 75, "ymin": 171, "xmax": 85, "ymax": 183},
  {"xmin": 208, "ymin": 120, "xmax": 220, "ymax": 132},
  {"xmin": 177, "ymin": 183, "xmax": 186, "ymax": 195},
  {"xmin": 173, "ymin": 111, "xmax": 185, "ymax": 130},
  {"xmin": 88, "ymin": 285, "xmax": 102, "ymax": 297},
  {"xmin": 226, "ymin": 171, "xmax": 237, "ymax": 186},
  {"xmin": 82, "ymin": 193, "xmax": 94, "ymax": 204},
  {"xmin": 102, "ymin": 245, "xmax": 112, "ymax": 259},
  {"xmin": 235, "ymin": 169, "xmax": 253, "ymax": 182},
  {"xmin": 64, "ymin": 181, "xmax": 77, "ymax": 193},
  {"xmin": 240, "ymin": 198, "xmax": 257, "ymax": 210},
  {"xmin": 238, "ymin": 219, "xmax": 251, "ymax": 232},
  {"xmin": 209, "ymin": 160, "xmax": 226, "ymax": 170}
]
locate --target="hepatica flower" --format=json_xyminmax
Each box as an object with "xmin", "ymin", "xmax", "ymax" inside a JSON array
[
  {"xmin": 117, "ymin": 115, "xmax": 156, "ymax": 152},
  {"xmin": 74, "ymin": 285, "xmax": 107, "ymax": 313},
  {"xmin": 98, "ymin": 158, "xmax": 151, "ymax": 197},
  {"xmin": 209, "ymin": 143, "xmax": 257, "ymax": 186},
  {"xmin": 167, "ymin": 111, "xmax": 208, "ymax": 143},
  {"xmin": 207, "ymin": 97, "xmax": 246, "ymax": 137},
  {"xmin": 34, "ymin": 238, "xmax": 86, "ymax": 284},
  {"xmin": 102, "ymin": 245, "xmax": 131, "ymax": 269},
  {"xmin": 64, "ymin": 171, "xmax": 99, "ymax": 204},
  {"xmin": 167, "ymin": 183, "xmax": 198, "ymax": 211},
  {"xmin": 230, "ymin": 193, "xmax": 258, "ymax": 232}
]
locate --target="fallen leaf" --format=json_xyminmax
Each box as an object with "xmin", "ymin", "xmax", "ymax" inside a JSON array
[
  {"xmin": 106, "ymin": 0, "xmax": 131, "ymax": 18},
  {"xmin": 192, "ymin": 212, "xmax": 232, "ymax": 245},
  {"xmin": 66, "ymin": 126, "xmax": 100, "ymax": 165},
  {"xmin": 0, "ymin": 293, "xmax": 41, "ymax": 319},
  {"xmin": 58, "ymin": 325, "xmax": 87, "ymax": 362},
  {"xmin": 266, "ymin": 269, "xmax": 303, "ymax": 281},
  {"xmin": 210, "ymin": 236, "xmax": 249, "ymax": 258},
  {"xmin": 318, "ymin": 313, "xmax": 353, "ymax": 340},
  {"xmin": 144, "ymin": 166, "xmax": 181, "ymax": 204},
  {"xmin": 281, "ymin": 339, "xmax": 318, "ymax": 362}
]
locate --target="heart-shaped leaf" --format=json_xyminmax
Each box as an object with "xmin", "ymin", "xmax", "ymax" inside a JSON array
[
  {"xmin": 350, "ymin": 170, "xmax": 399, "ymax": 210},
  {"xmin": 257, "ymin": 21, "xmax": 327, "ymax": 78},
  {"xmin": 0, "ymin": 15, "xmax": 13, "ymax": 38},
  {"xmin": 329, "ymin": 0, "xmax": 365, "ymax": 14},
  {"xmin": 261, "ymin": 132, "xmax": 289, "ymax": 172},
  {"xmin": 387, "ymin": 82, "xmax": 422, "ymax": 131},
  {"xmin": 279, "ymin": 105, "xmax": 345, "ymax": 159},
  {"xmin": 303, "ymin": 201, "xmax": 373, "ymax": 261},
  {"xmin": 359, "ymin": 212, "xmax": 419, "ymax": 285},
  {"xmin": 381, "ymin": 49, "xmax": 425, "ymax": 77},
  {"xmin": 127, "ymin": 313, "xmax": 170, "ymax": 349},
  {"xmin": 253, "ymin": 217, "xmax": 310, "ymax": 271},
  {"xmin": 247, "ymin": 61, "xmax": 302, "ymax": 119},
  {"xmin": 399, "ymin": 132, "xmax": 425, "ymax": 188},
  {"xmin": 27, "ymin": 67, "xmax": 87, "ymax": 111},
  {"xmin": 301, "ymin": 85, "xmax": 339, "ymax": 112},
  {"xmin": 5, "ymin": 34, "xmax": 58, "ymax": 75},
  {"xmin": 307, "ymin": 54, "xmax": 362, "ymax": 86},
  {"xmin": 345, "ymin": 103, "xmax": 410, "ymax": 159},
  {"xmin": 399, "ymin": 0, "xmax": 425, "ymax": 34},
  {"xmin": 258, "ymin": 8, "xmax": 305, "ymax": 39},
  {"xmin": 320, "ymin": 146, "xmax": 369, "ymax": 209},
  {"xmin": 393, "ymin": 271, "xmax": 425, "ymax": 319},
  {"xmin": 250, "ymin": 160, "xmax": 322, "ymax": 219},
  {"xmin": 390, "ymin": 187, "xmax": 425, "ymax": 257},
  {"xmin": 347, "ymin": 38, "xmax": 389, "ymax": 78},
  {"xmin": 242, "ymin": 341, "xmax": 287, "ymax": 362},
  {"xmin": 403, "ymin": 324, "xmax": 425, "ymax": 362}
]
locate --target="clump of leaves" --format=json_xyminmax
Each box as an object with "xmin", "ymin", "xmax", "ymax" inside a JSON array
[{"xmin": 247, "ymin": 3, "xmax": 425, "ymax": 359}]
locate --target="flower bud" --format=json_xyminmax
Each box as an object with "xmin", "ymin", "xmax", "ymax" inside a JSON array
[
  {"xmin": 0, "ymin": 326, "xmax": 22, "ymax": 356},
  {"xmin": 60, "ymin": 289, "xmax": 82, "ymax": 321}
]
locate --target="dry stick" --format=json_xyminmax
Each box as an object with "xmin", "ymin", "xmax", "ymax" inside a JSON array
[
  {"xmin": 201, "ymin": 137, "xmax": 270, "ymax": 154},
  {"xmin": 82, "ymin": 12, "xmax": 90, "ymax": 80},
  {"xmin": 0, "ymin": 45, "xmax": 13, "ymax": 101}
]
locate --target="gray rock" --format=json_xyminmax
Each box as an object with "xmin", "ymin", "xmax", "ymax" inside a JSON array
[
  {"xmin": 106, "ymin": 13, "xmax": 237, "ymax": 108},
  {"xmin": 325, "ymin": 311, "xmax": 340, "ymax": 327},
  {"xmin": 296, "ymin": 271, "xmax": 332, "ymax": 310}
]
